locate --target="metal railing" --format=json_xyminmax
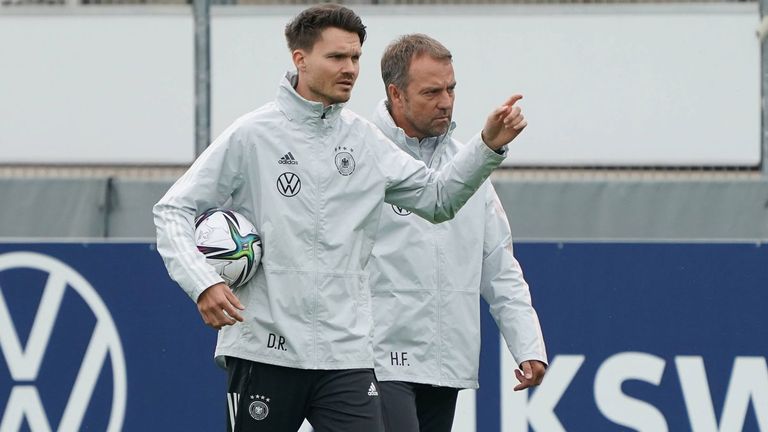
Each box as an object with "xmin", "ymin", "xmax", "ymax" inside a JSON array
[{"xmin": 1, "ymin": 0, "xmax": 755, "ymax": 6}]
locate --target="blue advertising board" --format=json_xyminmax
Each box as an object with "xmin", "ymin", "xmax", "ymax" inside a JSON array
[
  {"xmin": 0, "ymin": 243, "xmax": 223, "ymax": 431},
  {"xmin": 478, "ymin": 242, "xmax": 768, "ymax": 432},
  {"xmin": 0, "ymin": 242, "xmax": 766, "ymax": 431}
]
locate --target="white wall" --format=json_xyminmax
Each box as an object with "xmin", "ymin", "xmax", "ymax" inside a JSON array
[
  {"xmin": 0, "ymin": 10, "xmax": 195, "ymax": 164},
  {"xmin": 213, "ymin": 4, "xmax": 761, "ymax": 167},
  {"xmin": 0, "ymin": 4, "xmax": 760, "ymax": 166}
]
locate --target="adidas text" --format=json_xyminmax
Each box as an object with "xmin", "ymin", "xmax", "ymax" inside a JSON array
[
  {"xmin": 367, "ymin": 383, "xmax": 379, "ymax": 396},
  {"xmin": 278, "ymin": 152, "xmax": 299, "ymax": 165}
]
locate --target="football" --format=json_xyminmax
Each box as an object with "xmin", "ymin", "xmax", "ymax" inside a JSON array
[{"xmin": 194, "ymin": 208, "xmax": 262, "ymax": 288}]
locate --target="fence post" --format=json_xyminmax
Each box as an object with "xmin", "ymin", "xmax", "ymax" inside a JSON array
[
  {"xmin": 761, "ymin": 0, "xmax": 768, "ymax": 176},
  {"xmin": 193, "ymin": 0, "xmax": 211, "ymax": 157}
]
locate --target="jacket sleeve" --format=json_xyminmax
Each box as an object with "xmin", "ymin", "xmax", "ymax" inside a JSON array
[
  {"xmin": 479, "ymin": 183, "xmax": 548, "ymax": 367},
  {"xmin": 376, "ymin": 127, "xmax": 506, "ymax": 223},
  {"xmin": 153, "ymin": 125, "xmax": 246, "ymax": 303}
]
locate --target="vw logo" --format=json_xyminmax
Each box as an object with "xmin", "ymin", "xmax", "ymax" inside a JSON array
[
  {"xmin": 277, "ymin": 172, "xmax": 301, "ymax": 197},
  {"xmin": 391, "ymin": 205, "xmax": 412, "ymax": 216},
  {"xmin": 0, "ymin": 252, "xmax": 127, "ymax": 432}
]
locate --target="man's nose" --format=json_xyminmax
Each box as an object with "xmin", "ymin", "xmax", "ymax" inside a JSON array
[
  {"xmin": 437, "ymin": 90, "xmax": 453, "ymax": 110},
  {"xmin": 340, "ymin": 58, "xmax": 356, "ymax": 74}
]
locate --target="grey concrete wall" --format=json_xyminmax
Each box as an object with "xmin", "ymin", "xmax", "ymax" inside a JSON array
[
  {"xmin": 0, "ymin": 178, "xmax": 109, "ymax": 238},
  {"xmin": 107, "ymin": 179, "xmax": 174, "ymax": 238},
  {"xmin": 496, "ymin": 178, "xmax": 768, "ymax": 241},
  {"xmin": 1, "ymin": 176, "xmax": 767, "ymax": 241}
]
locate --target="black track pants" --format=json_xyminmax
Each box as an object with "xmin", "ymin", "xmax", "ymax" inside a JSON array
[{"xmin": 225, "ymin": 357, "xmax": 385, "ymax": 432}]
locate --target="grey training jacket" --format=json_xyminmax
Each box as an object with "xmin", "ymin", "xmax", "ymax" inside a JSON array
[
  {"xmin": 367, "ymin": 100, "xmax": 547, "ymax": 388},
  {"xmin": 153, "ymin": 72, "xmax": 506, "ymax": 370}
]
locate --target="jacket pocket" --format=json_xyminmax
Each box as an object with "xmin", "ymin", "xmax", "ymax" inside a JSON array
[
  {"xmin": 372, "ymin": 289, "xmax": 437, "ymax": 380},
  {"xmin": 439, "ymin": 290, "xmax": 480, "ymax": 382},
  {"xmin": 242, "ymin": 268, "xmax": 315, "ymax": 364},
  {"xmin": 314, "ymin": 272, "xmax": 372, "ymax": 364}
]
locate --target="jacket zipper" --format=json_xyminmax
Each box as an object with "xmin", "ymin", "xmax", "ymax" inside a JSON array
[
  {"xmin": 431, "ymin": 147, "xmax": 445, "ymax": 386},
  {"xmin": 311, "ymin": 115, "xmax": 331, "ymax": 367},
  {"xmin": 311, "ymin": 118, "xmax": 322, "ymax": 367},
  {"xmin": 431, "ymin": 142, "xmax": 445, "ymax": 386}
]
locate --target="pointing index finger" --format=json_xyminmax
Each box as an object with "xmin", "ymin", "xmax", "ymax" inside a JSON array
[{"xmin": 505, "ymin": 94, "xmax": 523, "ymax": 107}]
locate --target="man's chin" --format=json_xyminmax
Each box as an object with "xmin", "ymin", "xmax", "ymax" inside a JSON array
[
  {"xmin": 432, "ymin": 118, "xmax": 450, "ymax": 132},
  {"xmin": 431, "ymin": 125, "xmax": 450, "ymax": 136},
  {"xmin": 330, "ymin": 94, "xmax": 351, "ymax": 105}
]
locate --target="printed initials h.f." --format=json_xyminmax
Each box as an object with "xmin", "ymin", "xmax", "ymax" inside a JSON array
[{"xmin": 391, "ymin": 351, "xmax": 408, "ymax": 366}]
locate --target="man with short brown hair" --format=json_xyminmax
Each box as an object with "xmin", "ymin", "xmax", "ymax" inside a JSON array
[{"xmin": 368, "ymin": 33, "xmax": 547, "ymax": 432}]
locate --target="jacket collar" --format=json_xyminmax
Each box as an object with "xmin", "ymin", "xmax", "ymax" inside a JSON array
[
  {"xmin": 371, "ymin": 99, "xmax": 455, "ymax": 158},
  {"xmin": 276, "ymin": 70, "xmax": 345, "ymax": 122}
]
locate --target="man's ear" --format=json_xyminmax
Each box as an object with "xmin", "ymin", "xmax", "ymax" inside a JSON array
[
  {"xmin": 387, "ymin": 84, "xmax": 403, "ymax": 106},
  {"xmin": 292, "ymin": 49, "xmax": 307, "ymax": 71}
]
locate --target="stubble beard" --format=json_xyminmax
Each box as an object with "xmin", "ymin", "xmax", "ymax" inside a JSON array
[
  {"xmin": 407, "ymin": 111, "xmax": 451, "ymax": 139},
  {"xmin": 306, "ymin": 77, "xmax": 352, "ymax": 106}
]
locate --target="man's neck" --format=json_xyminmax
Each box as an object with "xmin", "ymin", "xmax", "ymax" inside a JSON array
[{"xmin": 293, "ymin": 77, "xmax": 331, "ymax": 108}]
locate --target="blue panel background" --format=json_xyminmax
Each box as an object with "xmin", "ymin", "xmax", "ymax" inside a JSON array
[
  {"xmin": 0, "ymin": 243, "xmax": 223, "ymax": 431},
  {"xmin": 477, "ymin": 242, "xmax": 768, "ymax": 432},
  {"xmin": 1, "ymin": 242, "xmax": 766, "ymax": 431}
]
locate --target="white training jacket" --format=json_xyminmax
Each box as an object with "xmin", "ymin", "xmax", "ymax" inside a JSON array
[
  {"xmin": 153, "ymin": 71, "xmax": 506, "ymax": 370},
  {"xmin": 367, "ymin": 100, "xmax": 547, "ymax": 388}
]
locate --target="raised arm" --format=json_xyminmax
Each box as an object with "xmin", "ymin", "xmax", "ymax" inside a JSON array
[{"xmin": 380, "ymin": 96, "xmax": 528, "ymax": 223}]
